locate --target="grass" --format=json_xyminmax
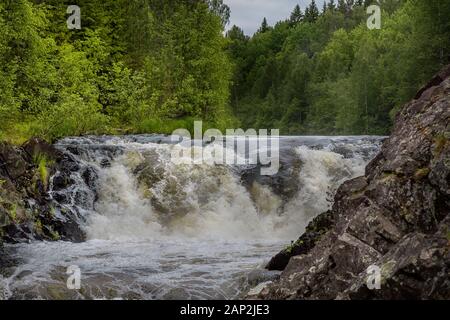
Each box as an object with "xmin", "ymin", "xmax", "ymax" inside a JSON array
[
  {"xmin": 32, "ymin": 153, "xmax": 54, "ymax": 189},
  {"xmin": 34, "ymin": 219, "xmax": 43, "ymax": 234},
  {"xmin": 1, "ymin": 116, "xmax": 238, "ymax": 146},
  {"xmin": 8, "ymin": 203, "xmax": 17, "ymax": 222},
  {"xmin": 0, "ymin": 123, "xmax": 32, "ymax": 145}
]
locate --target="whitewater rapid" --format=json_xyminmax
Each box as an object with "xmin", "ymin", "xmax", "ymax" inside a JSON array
[{"xmin": 0, "ymin": 135, "xmax": 384, "ymax": 299}]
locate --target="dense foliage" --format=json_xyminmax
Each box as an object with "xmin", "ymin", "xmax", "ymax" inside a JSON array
[
  {"xmin": 0, "ymin": 0, "xmax": 449, "ymax": 142},
  {"xmin": 227, "ymin": 0, "xmax": 450, "ymax": 135},
  {"xmin": 0, "ymin": 0, "xmax": 235, "ymax": 142}
]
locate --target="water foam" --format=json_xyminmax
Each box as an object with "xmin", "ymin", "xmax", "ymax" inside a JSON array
[{"xmin": 74, "ymin": 137, "xmax": 374, "ymax": 241}]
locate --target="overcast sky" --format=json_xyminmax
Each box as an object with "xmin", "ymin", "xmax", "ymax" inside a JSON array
[{"xmin": 225, "ymin": 0, "xmax": 325, "ymax": 35}]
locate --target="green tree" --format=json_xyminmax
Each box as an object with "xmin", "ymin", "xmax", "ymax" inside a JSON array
[
  {"xmin": 258, "ymin": 17, "xmax": 270, "ymax": 33},
  {"xmin": 305, "ymin": 0, "xmax": 320, "ymax": 23},
  {"xmin": 290, "ymin": 5, "xmax": 304, "ymax": 25}
]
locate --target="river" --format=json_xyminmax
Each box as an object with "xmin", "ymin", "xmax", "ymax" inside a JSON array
[{"xmin": 0, "ymin": 135, "xmax": 384, "ymax": 299}]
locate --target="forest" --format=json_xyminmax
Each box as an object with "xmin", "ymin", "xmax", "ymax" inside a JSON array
[
  {"xmin": 228, "ymin": 0, "xmax": 450, "ymax": 134},
  {"xmin": 0, "ymin": 0, "xmax": 449, "ymax": 142}
]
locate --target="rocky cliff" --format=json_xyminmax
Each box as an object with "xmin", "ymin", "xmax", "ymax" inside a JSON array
[{"xmin": 254, "ymin": 65, "xmax": 450, "ymax": 300}]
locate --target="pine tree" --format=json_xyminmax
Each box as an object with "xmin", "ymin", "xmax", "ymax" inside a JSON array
[
  {"xmin": 322, "ymin": 2, "xmax": 328, "ymax": 14},
  {"xmin": 305, "ymin": 0, "xmax": 320, "ymax": 23},
  {"xmin": 227, "ymin": 25, "xmax": 246, "ymax": 41},
  {"xmin": 258, "ymin": 17, "xmax": 269, "ymax": 33},
  {"xmin": 289, "ymin": 5, "xmax": 304, "ymax": 25}
]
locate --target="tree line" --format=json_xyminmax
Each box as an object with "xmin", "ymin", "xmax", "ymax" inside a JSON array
[{"xmin": 227, "ymin": 0, "xmax": 450, "ymax": 135}]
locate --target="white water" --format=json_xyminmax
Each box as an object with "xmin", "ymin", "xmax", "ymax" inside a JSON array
[{"xmin": 1, "ymin": 135, "xmax": 383, "ymax": 300}]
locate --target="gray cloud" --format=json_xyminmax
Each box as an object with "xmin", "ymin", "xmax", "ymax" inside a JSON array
[{"xmin": 225, "ymin": 0, "xmax": 325, "ymax": 35}]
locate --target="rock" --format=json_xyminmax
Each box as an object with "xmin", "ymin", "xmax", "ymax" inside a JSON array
[
  {"xmin": 339, "ymin": 217, "xmax": 450, "ymax": 300},
  {"xmin": 0, "ymin": 143, "xmax": 28, "ymax": 180},
  {"xmin": 246, "ymin": 269, "xmax": 281, "ymax": 287},
  {"xmin": 246, "ymin": 282, "xmax": 273, "ymax": 300},
  {"xmin": 259, "ymin": 65, "xmax": 450, "ymax": 300},
  {"xmin": 81, "ymin": 167, "xmax": 98, "ymax": 189},
  {"xmin": 52, "ymin": 175, "xmax": 73, "ymax": 191},
  {"xmin": 100, "ymin": 158, "xmax": 111, "ymax": 168},
  {"xmin": 0, "ymin": 138, "xmax": 86, "ymax": 244},
  {"xmin": 266, "ymin": 210, "xmax": 335, "ymax": 271},
  {"xmin": 22, "ymin": 137, "xmax": 61, "ymax": 162}
]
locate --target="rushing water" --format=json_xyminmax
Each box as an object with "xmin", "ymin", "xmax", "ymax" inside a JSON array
[{"xmin": 0, "ymin": 135, "xmax": 384, "ymax": 300}]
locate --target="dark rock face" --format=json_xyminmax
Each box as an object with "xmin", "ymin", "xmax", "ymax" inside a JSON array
[
  {"xmin": 257, "ymin": 65, "xmax": 450, "ymax": 300},
  {"xmin": 0, "ymin": 138, "xmax": 84, "ymax": 244},
  {"xmin": 266, "ymin": 210, "xmax": 335, "ymax": 271},
  {"xmin": 0, "ymin": 143, "xmax": 29, "ymax": 180}
]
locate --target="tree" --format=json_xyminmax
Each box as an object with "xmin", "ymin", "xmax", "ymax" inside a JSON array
[
  {"xmin": 258, "ymin": 17, "xmax": 270, "ymax": 33},
  {"xmin": 207, "ymin": 0, "xmax": 230, "ymax": 27},
  {"xmin": 227, "ymin": 0, "xmax": 450, "ymax": 135},
  {"xmin": 304, "ymin": 0, "xmax": 320, "ymax": 23},
  {"xmin": 289, "ymin": 5, "xmax": 304, "ymax": 25}
]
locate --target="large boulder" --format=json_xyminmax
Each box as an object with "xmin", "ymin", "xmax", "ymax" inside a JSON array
[{"xmin": 256, "ymin": 65, "xmax": 450, "ymax": 300}]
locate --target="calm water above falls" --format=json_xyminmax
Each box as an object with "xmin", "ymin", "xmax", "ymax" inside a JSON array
[{"xmin": 1, "ymin": 135, "xmax": 384, "ymax": 299}]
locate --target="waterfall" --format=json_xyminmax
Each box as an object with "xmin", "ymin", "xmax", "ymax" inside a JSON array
[{"xmin": 2, "ymin": 135, "xmax": 383, "ymax": 299}]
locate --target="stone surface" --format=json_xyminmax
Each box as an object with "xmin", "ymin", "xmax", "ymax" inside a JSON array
[
  {"xmin": 255, "ymin": 65, "xmax": 450, "ymax": 300},
  {"xmin": 0, "ymin": 137, "xmax": 84, "ymax": 244}
]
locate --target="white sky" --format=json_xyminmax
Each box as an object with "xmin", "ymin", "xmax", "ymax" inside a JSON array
[{"xmin": 225, "ymin": 0, "xmax": 326, "ymax": 35}]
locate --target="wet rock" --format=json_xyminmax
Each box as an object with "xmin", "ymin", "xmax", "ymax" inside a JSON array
[
  {"xmin": 60, "ymin": 152, "xmax": 81, "ymax": 172},
  {"xmin": 2, "ymin": 223, "xmax": 34, "ymax": 243},
  {"xmin": 246, "ymin": 269, "xmax": 281, "ymax": 287},
  {"xmin": 52, "ymin": 175, "xmax": 73, "ymax": 191},
  {"xmin": 100, "ymin": 158, "xmax": 111, "ymax": 168},
  {"xmin": 266, "ymin": 210, "xmax": 334, "ymax": 271},
  {"xmin": 259, "ymin": 65, "xmax": 450, "ymax": 300},
  {"xmin": 240, "ymin": 148, "xmax": 302, "ymax": 202},
  {"xmin": 81, "ymin": 167, "xmax": 98, "ymax": 189}
]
